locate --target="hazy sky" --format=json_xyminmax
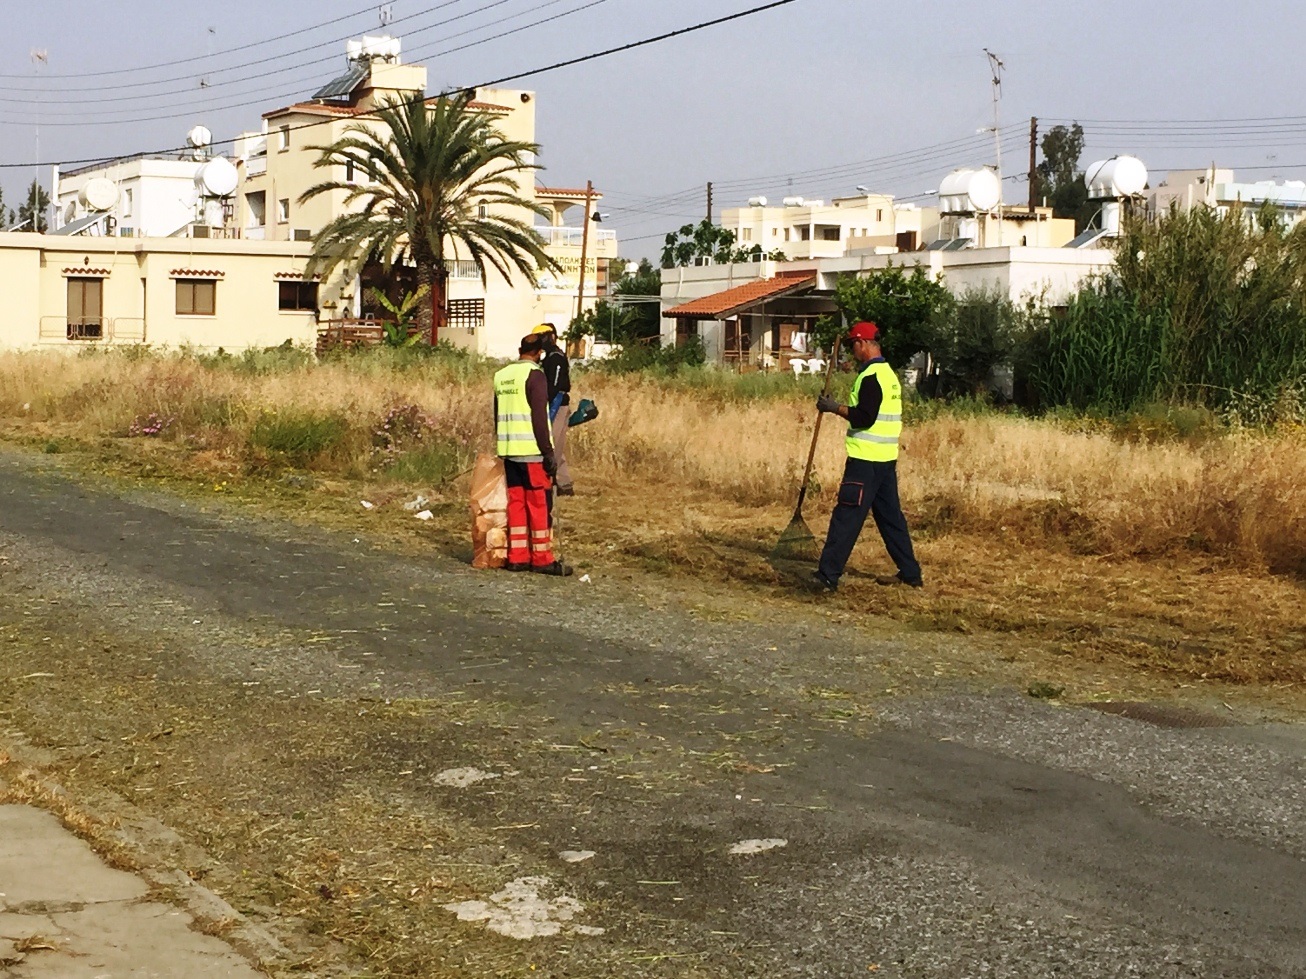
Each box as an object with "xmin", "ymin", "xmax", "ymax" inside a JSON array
[{"xmin": 2, "ymin": 0, "xmax": 1303, "ymax": 256}]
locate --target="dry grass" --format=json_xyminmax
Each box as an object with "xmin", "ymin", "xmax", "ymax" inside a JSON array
[
  {"xmin": 3, "ymin": 348, "xmax": 1302, "ymax": 571},
  {"xmin": 1, "ymin": 347, "xmax": 1302, "ymax": 684}
]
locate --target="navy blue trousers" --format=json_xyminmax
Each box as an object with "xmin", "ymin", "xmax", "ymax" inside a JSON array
[{"xmin": 817, "ymin": 457, "xmax": 922, "ymax": 586}]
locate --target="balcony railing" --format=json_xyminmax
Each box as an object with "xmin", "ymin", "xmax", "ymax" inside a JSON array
[
  {"xmin": 534, "ymin": 226, "xmax": 618, "ymax": 247},
  {"xmin": 445, "ymin": 259, "xmax": 483, "ymax": 279}
]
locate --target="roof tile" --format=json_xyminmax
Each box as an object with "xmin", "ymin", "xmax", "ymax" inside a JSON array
[{"xmin": 663, "ymin": 274, "xmax": 816, "ymax": 319}]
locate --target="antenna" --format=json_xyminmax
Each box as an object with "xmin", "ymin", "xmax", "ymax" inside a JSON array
[
  {"xmin": 983, "ymin": 48, "xmax": 1005, "ymax": 246},
  {"xmin": 200, "ymin": 26, "xmax": 216, "ymax": 89},
  {"xmin": 379, "ymin": 3, "xmax": 395, "ymax": 27},
  {"xmin": 30, "ymin": 49, "xmax": 48, "ymax": 232}
]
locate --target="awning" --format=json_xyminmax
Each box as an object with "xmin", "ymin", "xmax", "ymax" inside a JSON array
[
  {"xmin": 52, "ymin": 213, "xmax": 110, "ymax": 236},
  {"xmin": 663, "ymin": 273, "xmax": 817, "ymax": 320}
]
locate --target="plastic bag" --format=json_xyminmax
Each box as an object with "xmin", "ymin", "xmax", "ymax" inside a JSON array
[{"xmin": 469, "ymin": 452, "xmax": 508, "ymax": 569}]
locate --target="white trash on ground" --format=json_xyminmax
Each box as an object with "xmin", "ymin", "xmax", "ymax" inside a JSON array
[
  {"xmin": 432, "ymin": 767, "xmax": 501, "ymax": 788},
  {"xmin": 729, "ymin": 838, "xmax": 788, "ymax": 855},
  {"xmin": 444, "ymin": 876, "xmax": 603, "ymax": 940}
]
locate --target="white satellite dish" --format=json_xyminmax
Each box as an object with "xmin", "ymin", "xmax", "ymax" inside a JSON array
[
  {"xmin": 79, "ymin": 177, "xmax": 119, "ymax": 212},
  {"xmin": 195, "ymin": 157, "xmax": 238, "ymax": 198},
  {"xmin": 187, "ymin": 125, "xmax": 213, "ymax": 149}
]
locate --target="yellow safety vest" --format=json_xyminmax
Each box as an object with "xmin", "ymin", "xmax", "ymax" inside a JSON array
[
  {"xmin": 494, "ymin": 360, "xmax": 550, "ymax": 460},
  {"xmin": 846, "ymin": 360, "xmax": 902, "ymax": 463}
]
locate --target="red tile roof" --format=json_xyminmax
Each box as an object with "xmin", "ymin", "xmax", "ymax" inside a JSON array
[
  {"xmin": 170, "ymin": 269, "xmax": 226, "ymax": 278},
  {"xmin": 61, "ymin": 267, "xmax": 111, "ymax": 276},
  {"xmin": 274, "ymin": 272, "xmax": 321, "ymax": 280},
  {"xmin": 663, "ymin": 274, "xmax": 817, "ymax": 319}
]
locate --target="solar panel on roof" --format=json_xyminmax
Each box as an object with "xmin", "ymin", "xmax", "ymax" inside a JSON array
[
  {"xmin": 52, "ymin": 213, "xmax": 109, "ymax": 236},
  {"xmin": 1064, "ymin": 228, "xmax": 1111, "ymax": 249},
  {"xmin": 942, "ymin": 237, "xmax": 973, "ymax": 251},
  {"xmin": 313, "ymin": 62, "xmax": 369, "ymax": 101}
]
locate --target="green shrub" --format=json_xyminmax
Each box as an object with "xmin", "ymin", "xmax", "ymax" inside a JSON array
[
  {"xmin": 383, "ymin": 442, "xmax": 468, "ymax": 484},
  {"xmin": 250, "ymin": 410, "xmax": 350, "ymax": 463}
]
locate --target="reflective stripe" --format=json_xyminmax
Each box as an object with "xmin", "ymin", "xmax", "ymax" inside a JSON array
[
  {"xmin": 530, "ymin": 531, "xmax": 551, "ymax": 539},
  {"xmin": 531, "ymin": 543, "xmax": 552, "ymax": 551},
  {"xmin": 846, "ymin": 361, "xmax": 902, "ymax": 462},
  {"xmin": 494, "ymin": 360, "xmax": 551, "ymax": 458},
  {"xmin": 850, "ymin": 432, "xmax": 899, "ymax": 445}
]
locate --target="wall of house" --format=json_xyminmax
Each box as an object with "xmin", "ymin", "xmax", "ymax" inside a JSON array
[
  {"xmin": 56, "ymin": 159, "xmax": 208, "ymax": 239},
  {"xmin": 0, "ymin": 235, "xmax": 319, "ymax": 352},
  {"xmin": 660, "ymin": 248, "xmax": 1116, "ymax": 357}
]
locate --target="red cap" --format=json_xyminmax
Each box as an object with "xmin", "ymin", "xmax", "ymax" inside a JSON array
[{"xmin": 847, "ymin": 320, "xmax": 879, "ymax": 341}]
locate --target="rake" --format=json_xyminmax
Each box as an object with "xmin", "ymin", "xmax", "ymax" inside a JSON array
[{"xmin": 771, "ymin": 336, "xmax": 842, "ymax": 564}]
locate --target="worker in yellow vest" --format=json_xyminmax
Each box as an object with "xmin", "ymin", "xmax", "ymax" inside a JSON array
[
  {"xmin": 493, "ymin": 332, "xmax": 572, "ymax": 576},
  {"xmin": 811, "ymin": 320, "xmax": 922, "ymax": 591}
]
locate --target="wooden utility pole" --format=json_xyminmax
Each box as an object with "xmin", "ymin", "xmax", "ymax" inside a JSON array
[
  {"xmin": 574, "ymin": 180, "xmax": 594, "ymax": 322},
  {"xmin": 1028, "ymin": 116, "xmax": 1039, "ymax": 212},
  {"xmin": 706, "ymin": 181, "xmax": 714, "ymax": 223}
]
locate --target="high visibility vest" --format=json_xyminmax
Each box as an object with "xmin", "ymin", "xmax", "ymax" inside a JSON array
[
  {"xmin": 494, "ymin": 360, "xmax": 549, "ymax": 460},
  {"xmin": 846, "ymin": 360, "xmax": 902, "ymax": 462}
]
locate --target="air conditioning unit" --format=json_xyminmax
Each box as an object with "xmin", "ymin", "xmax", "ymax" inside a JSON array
[
  {"xmin": 292, "ymin": 228, "xmax": 313, "ymax": 242},
  {"xmin": 191, "ymin": 224, "xmax": 212, "ymax": 238}
]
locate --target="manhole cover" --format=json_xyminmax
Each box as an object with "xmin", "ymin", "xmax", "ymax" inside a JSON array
[{"xmin": 1084, "ymin": 702, "xmax": 1238, "ymax": 729}]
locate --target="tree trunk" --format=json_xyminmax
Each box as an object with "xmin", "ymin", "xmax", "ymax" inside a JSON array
[{"xmin": 431, "ymin": 267, "xmax": 448, "ymax": 347}]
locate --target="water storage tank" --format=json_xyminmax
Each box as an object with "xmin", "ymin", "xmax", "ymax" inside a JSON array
[
  {"xmin": 747, "ymin": 196, "xmax": 768, "ymax": 207},
  {"xmin": 938, "ymin": 168, "xmax": 1001, "ymax": 213},
  {"xmin": 187, "ymin": 125, "xmax": 213, "ymax": 149},
  {"xmin": 79, "ymin": 177, "xmax": 119, "ymax": 212},
  {"xmin": 1085, "ymin": 156, "xmax": 1148, "ymax": 199},
  {"xmin": 195, "ymin": 158, "xmax": 238, "ymax": 198},
  {"xmin": 782, "ymin": 196, "xmax": 805, "ymax": 207}
]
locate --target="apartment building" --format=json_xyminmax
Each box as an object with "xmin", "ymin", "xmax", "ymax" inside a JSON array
[
  {"xmin": 722, "ymin": 194, "xmax": 939, "ymax": 259},
  {"xmin": 1146, "ymin": 167, "xmax": 1306, "ymax": 228}
]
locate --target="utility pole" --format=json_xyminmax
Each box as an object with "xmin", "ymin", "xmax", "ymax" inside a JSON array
[
  {"xmin": 984, "ymin": 48, "xmax": 1005, "ymax": 247},
  {"xmin": 574, "ymin": 179, "xmax": 594, "ymax": 322},
  {"xmin": 706, "ymin": 181, "xmax": 713, "ymax": 224},
  {"xmin": 1028, "ymin": 116, "xmax": 1038, "ymax": 213}
]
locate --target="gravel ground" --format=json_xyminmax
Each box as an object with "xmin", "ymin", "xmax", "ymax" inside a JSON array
[{"xmin": 1, "ymin": 448, "xmax": 1304, "ymax": 978}]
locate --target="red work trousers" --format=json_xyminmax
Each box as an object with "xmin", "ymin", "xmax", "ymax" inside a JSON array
[{"xmin": 503, "ymin": 459, "xmax": 554, "ymax": 567}]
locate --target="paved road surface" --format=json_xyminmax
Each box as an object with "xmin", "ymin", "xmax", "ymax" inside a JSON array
[{"xmin": 0, "ymin": 450, "xmax": 1303, "ymax": 977}]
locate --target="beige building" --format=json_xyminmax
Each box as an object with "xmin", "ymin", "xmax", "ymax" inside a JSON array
[
  {"xmin": 0, "ymin": 233, "xmax": 320, "ymax": 351},
  {"xmin": 228, "ymin": 35, "xmax": 617, "ymax": 358},
  {"xmin": 1146, "ymin": 166, "xmax": 1306, "ymax": 228},
  {"xmin": 723, "ymin": 195, "xmax": 940, "ymax": 259}
]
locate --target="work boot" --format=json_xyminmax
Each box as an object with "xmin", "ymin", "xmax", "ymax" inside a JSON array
[
  {"xmin": 505, "ymin": 562, "xmax": 531, "ymax": 572},
  {"xmin": 875, "ymin": 572, "xmax": 923, "ymax": 588},
  {"xmin": 532, "ymin": 560, "xmax": 574, "ymax": 577},
  {"xmin": 807, "ymin": 570, "xmax": 838, "ymax": 593}
]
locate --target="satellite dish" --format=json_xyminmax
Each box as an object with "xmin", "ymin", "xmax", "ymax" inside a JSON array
[
  {"xmin": 195, "ymin": 157, "xmax": 238, "ymax": 198},
  {"xmin": 187, "ymin": 125, "xmax": 213, "ymax": 149},
  {"xmin": 79, "ymin": 178, "xmax": 119, "ymax": 212}
]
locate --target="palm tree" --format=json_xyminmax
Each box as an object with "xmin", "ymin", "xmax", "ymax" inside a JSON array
[{"xmin": 300, "ymin": 91, "xmax": 558, "ymax": 344}]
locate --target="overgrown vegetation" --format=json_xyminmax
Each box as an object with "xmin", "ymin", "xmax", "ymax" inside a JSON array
[{"xmin": 1024, "ymin": 205, "xmax": 1306, "ymax": 423}]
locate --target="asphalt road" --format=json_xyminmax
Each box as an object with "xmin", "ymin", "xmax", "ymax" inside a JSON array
[{"xmin": 1, "ymin": 449, "xmax": 1303, "ymax": 978}]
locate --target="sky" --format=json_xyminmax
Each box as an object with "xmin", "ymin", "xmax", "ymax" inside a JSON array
[{"xmin": 2, "ymin": 0, "xmax": 1304, "ymax": 257}]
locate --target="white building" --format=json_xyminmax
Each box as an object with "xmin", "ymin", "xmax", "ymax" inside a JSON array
[
  {"xmin": 1147, "ymin": 167, "xmax": 1306, "ymax": 228},
  {"xmin": 661, "ymin": 247, "xmax": 1114, "ymax": 368},
  {"xmin": 53, "ymin": 155, "xmax": 233, "ymax": 240}
]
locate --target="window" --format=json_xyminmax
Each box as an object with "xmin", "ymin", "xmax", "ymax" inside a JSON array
[
  {"xmin": 477, "ymin": 200, "xmax": 489, "ymax": 219},
  {"xmin": 292, "ymin": 228, "xmax": 313, "ymax": 242},
  {"xmin": 280, "ymin": 125, "xmax": 291, "ymax": 151},
  {"xmin": 876, "ymin": 208, "xmax": 883, "ymax": 222},
  {"xmin": 741, "ymin": 227, "xmax": 752, "ymax": 241},
  {"xmin": 176, "ymin": 279, "xmax": 216, "ymax": 316},
  {"xmin": 246, "ymin": 190, "xmax": 266, "ymax": 227},
  {"xmin": 66, "ymin": 278, "xmax": 104, "ymax": 340},
  {"xmin": 278, "ymin": 280, "xmax": 319, "ymax": 312},
  {"xmin": 783, "ymin": 228, "xmax": 790, "ymax": 241},
  {"xmin": 277, "ymin": 198, "xmax": 290, "ymax": 223},
  {"xmin": 345, "ymin": 159, "xmax": 356, "ymax": 183},
  {"xmin": 771, "ymin": 227, "xmax": 778, "ymax": 238},
  {"xmin": 122, "ymin": 189, "xmax": 134, "ymax": 218}
]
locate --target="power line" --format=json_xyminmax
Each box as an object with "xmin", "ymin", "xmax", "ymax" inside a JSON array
[
  {"xmin": 0, "ymin": 0, "xmax": 606, "ymax": 121},
  {"xmin": 0, "ymin": 0, "xmax": 807, "ymax": 169}
]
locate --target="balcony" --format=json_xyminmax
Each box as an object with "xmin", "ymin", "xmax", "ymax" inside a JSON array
[{"xmin": 534, "ymin": 226, "xmax": 617, "ymax": 247}]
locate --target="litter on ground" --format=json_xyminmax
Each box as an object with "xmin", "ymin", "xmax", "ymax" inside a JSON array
[
  {"xmin": 433, "ymin": 767, "xmax": 501, "ymax": 788},
  {"xmin": 729, "ymin": 838, "xmax": 788, "ymax": 855},
  {"xmin": 444, "ymin": 876, "xmax": 603, "ymax": 940}
]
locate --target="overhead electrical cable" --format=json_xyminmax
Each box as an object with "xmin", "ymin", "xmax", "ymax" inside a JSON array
[{"xmin": 0, "ymin": 0, "xmax": 807, "ymax": 169}]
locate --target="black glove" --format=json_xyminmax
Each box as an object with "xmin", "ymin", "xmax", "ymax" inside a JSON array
[
  {"xmin": 543, "ymin": 455, "xmax": 558, "ymax": 479},
  {"xmin": 816, "ymin": 394, "xmax": 840, "ymax": 414}
]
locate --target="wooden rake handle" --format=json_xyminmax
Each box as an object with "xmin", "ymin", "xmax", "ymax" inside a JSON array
[{"xmin": 794, "ymin": 336, "xmax": 842, "ymax": 514}]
